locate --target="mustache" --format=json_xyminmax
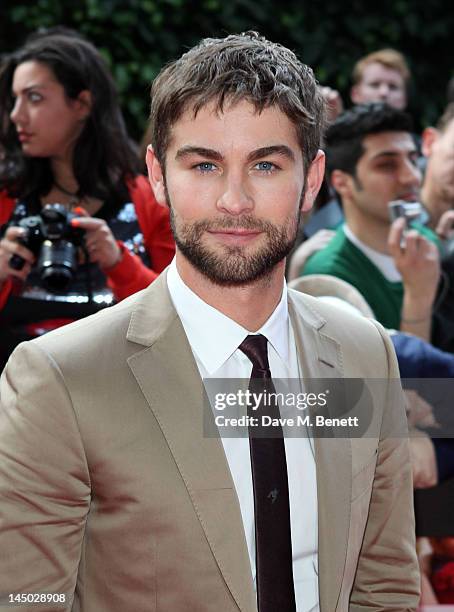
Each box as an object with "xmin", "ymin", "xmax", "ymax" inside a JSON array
[{"xmin": 189, "ymin": 215, "xmax": 277, "ymax": 232}]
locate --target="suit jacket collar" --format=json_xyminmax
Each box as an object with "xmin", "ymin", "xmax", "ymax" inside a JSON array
[{"xmin": 126, "ymin": 273, "xmax": 352, "ymax": 612}]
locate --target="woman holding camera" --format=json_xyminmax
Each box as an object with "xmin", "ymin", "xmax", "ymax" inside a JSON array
[{"xmin": 0, "ymin": 31, "xmax": 174, "ymax": 366}]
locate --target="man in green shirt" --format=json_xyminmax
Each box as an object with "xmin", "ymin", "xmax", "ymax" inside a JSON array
[{"xmin": 301, "ymin": 103, "xmax": 440, "ymax": 341}]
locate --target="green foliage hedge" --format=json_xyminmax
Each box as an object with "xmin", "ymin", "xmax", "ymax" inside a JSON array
[{"xmin": 1, "ymin": 0, "xmax": 452, "ymax": 140}]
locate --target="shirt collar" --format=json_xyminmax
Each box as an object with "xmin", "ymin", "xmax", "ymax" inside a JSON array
[{"xmin": 166, "ymin": 258, "xmax": 289, "ymax": 374}]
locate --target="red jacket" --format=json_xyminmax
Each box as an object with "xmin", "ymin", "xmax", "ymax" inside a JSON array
[{"xmin": 0, "ymin": 175, "xmax": 175, "ymax": 309}]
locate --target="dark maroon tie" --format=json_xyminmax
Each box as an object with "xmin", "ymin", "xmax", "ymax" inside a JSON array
[{"xmin": 239, "ymin": 334, "xmax": 296, "ymax": 612}]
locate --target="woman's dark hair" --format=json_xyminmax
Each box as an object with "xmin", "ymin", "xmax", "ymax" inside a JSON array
[{"xmin": 0, "ymin": 30, "xmax": 140, "ymax": 206}]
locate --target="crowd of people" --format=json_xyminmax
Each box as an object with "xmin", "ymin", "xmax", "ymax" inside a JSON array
[
  {"xmin": 289, "ymin": 48, "xmax": 454, "ymax": 606},
  {"xmin": 0, "ymin": 26, "xmax": 453, "ymax": 609}
]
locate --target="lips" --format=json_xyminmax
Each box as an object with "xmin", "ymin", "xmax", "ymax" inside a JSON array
[
  {"xmin": 207, "ymin": 228, "xmax": 262, "ymax": 244},
  {"xmin": 400, "ymin": 191, "xmax": 420, "ymax": 200},
  {"xmin": 17, "ymin": 131, "xmax": 32, "ymax": 142},
  {"xmin": 208, "ymin": 229, "xmax": 260, "ymax": 236}
]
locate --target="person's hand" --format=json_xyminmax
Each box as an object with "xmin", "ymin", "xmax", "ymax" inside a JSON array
[
  {"xmin": 404, "ymin": 389, "xmax": 440, "ymax": 429},
  {"xmin": 410, "ymin": 434, "xmax": 438, "ymax": 489},
  {"xmin": 288, "ymin": 229, "xmax": 336, "ymax": 281},
  {"xmin": 388, "ymin": 217, "xmax": 440, "ymax": 303},
  {"xmin": 0, "ymin": 226, "xmax": 35, "ymax": 284},
  {"xmin": 320, "ymin": 86, "xmax": 344, "ymax": 123},
  {"xmin": 71, "ymin": 211, "xmax": 121, "ymax": 270}
]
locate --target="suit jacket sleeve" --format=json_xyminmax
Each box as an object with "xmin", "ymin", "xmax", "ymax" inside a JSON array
[
  {"xmin": 0, "ymin": 342, "xmax": 90, "ymax": 608},
  {"xmin": 349, "ymin": 321, "xmax": 420, "ymax": 610}
]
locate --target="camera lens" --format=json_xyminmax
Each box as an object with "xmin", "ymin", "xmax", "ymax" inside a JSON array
[
  {"xmin": 9, "ymin": 253, "xmax": 26, "ymax": 271},
  {"xmin": 37, "ymin": 239, "xmax": 78, "ymax": 291}
]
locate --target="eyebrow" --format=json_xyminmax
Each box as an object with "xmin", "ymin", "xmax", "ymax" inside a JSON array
[
  {"xmin": 12, "ymin": 84, "xmax": 46, "ymax": 96},
  {"xmin": 175, "ymin": 146, "xmax": 223, "ymax": 162},
  {"xmin": 175, "ymin": 144, "xmax": 296, "ymax": 163},
  {"xmin": 369, "ymin": 149, "xmax": 416, "ymax": 162},
  {"xmin": 247, "ymin": 145, "xmax": 295, "ymax": 163}
]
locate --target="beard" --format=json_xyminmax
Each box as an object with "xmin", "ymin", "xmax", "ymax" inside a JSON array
[{"xmin": 166, "ymin": 186, "xmax": 302, "ymax": 287}]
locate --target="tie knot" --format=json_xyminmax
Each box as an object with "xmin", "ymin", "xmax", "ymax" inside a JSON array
[{"xmin": 239, "ymin": 334, "xmax": 270, "ymax": 374}]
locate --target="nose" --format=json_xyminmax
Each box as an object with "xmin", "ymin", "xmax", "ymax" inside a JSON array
[
  {"xmin": 216, "ymin": 174, "xmax": 254, "ymax": 215},
  {"xmin": 400, "ymin": 158, "xmax": 421, "ymax": 190},
  {"xmin": 378, "ymin": 84, "xmax": 391, "ymax": 99},
  {"xmin": 10, "ymin": 97, "xmax": 24, "ymax": 126}
]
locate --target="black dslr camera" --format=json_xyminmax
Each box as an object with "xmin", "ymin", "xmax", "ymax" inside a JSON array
[{"xmin": 9, "ymin": 203, "xmax": 85, "ymax": 291}]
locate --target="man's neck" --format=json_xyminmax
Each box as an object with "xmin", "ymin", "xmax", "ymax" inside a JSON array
[
  {"xmin": 175, "ymin": 254, "xmax": 285, "ymax": 332},
  {"xmin": 344, "ymin": 211, "xmax": 390, "ymax": 255}
]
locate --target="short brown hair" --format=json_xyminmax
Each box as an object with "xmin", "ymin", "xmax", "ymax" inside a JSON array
[
  {"xmin": 149, "ymin": 31, "xmax": 325, "ymax": 173},
  {"xmin": 436, "ymin": 102, "xmax": 454, "ymax": 132},
  {"xmin": 352, "ymin": 49, "xmax": 411, "ymax": 85}
]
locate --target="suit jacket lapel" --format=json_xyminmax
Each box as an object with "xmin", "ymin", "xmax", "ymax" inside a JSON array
[
  {"xmin": 126, "ymin": 273, "xmax": 256, "ymax": 612},
  {"xmin": 289, "ymin": 291, "xmax": 352, "ymax": 612}
]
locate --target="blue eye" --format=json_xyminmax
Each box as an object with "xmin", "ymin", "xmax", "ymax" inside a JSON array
[
  {"xmin": 195, "ymin": 162, "xmax": 216, "ymax": 173},
  {"xmin": 28, "ymin": 92, "xmax": 42, "ymax": 103},
  {"xmin": 255, "ymin": 161, "xmax": 276, "ymax": 172}
]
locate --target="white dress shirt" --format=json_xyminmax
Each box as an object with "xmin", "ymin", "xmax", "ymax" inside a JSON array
[{"xmin": 167, "ymin": 259, "xmax": 319, "ymax": 612}]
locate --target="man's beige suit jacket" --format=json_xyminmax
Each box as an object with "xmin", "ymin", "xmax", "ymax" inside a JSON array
[{"xmin": 0, "ymin": 271, "xmax": 420, "ymax": 611}]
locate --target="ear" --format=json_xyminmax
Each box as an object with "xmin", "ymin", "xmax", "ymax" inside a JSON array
[
  {"xmin": 331, "ymin": 169, "xmax": 354, "ymax": 200},
  {"xmin": 146, "ymin": 146, "xmax": 167, "ymax": 207},
  {"xmin": 421, "ymin": 126, "xmax": 439, "ymax": 158},
  {"xmin": 301, "ymin": 149, "xmax": 325, "ymax": 213},
  {"xmin": 74, "ymin": 90, "xmax": 92, "ymax": 120}
]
